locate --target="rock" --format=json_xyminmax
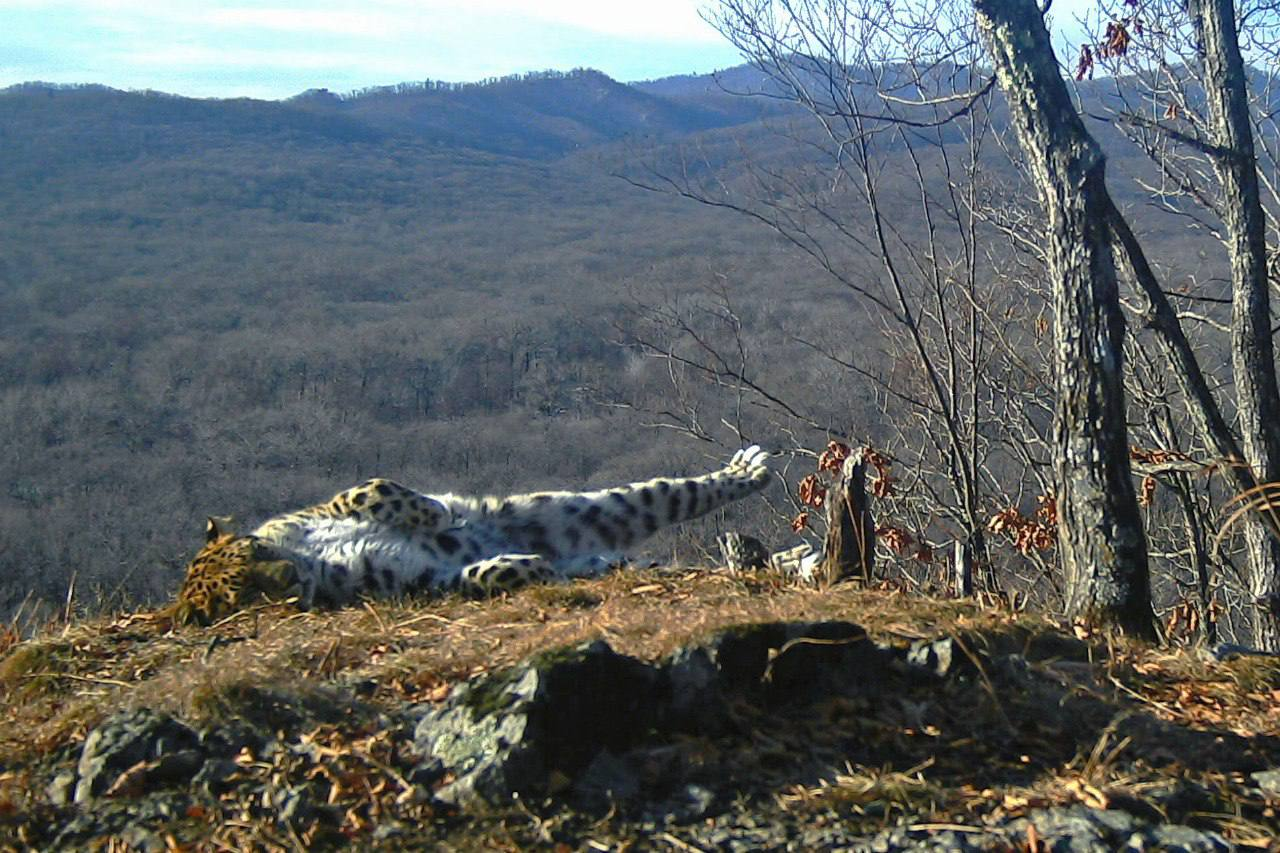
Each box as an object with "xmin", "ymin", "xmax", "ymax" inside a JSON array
[
  {"xmin": 267, "ymin": 783, "xmax": 317, "ymax": 828},
  {"xmin": 371, "ymin": 819, "xmax": 411, "ymax": 842},
  {"xmin": 904, "ymin": 637, "xmax": 956, "ymax": 678},
  {"xmin": 1002, "ymin": 807, "xmax": 1231, "ymax": 853},
  {"xmin": 73, "ymin": 709, "xmax": 202, "ymax": 804},
  {"xmin": 191, "ymin": 757, "xmax": 240, "ymax": 796},
  {"xmin": 50, "ymin": 792, "xmax": 191, "ymax": 850},
  {"xmin": 647, "ymin": 783, "xmax": 716, "ymax": 825},
  {"xmin": 406, "ymin": 756, "xmax": 446, "ymax": 789},
  {"xmin": 861, "ymin": 824, "xmax": 997, "ymax": 852},
  {"xmin": 662, "ymin": 645, "xmax": 727, "ymax": 733},
  {"xmin": 413, "ymin": 639, "xmax": 657, "ymax": 808},
  {"xmin": 764, "ymin": 621, "xmax": 879, "ymax": 704},
  {"xmin": 1209, "ymin": 643, "xmax": 1276, "ymax": 661},
  {"xmin": 1251, "ymin": 768, "xmax": 1280, "ymax": 798},
  {"xmin": 693, "ymin": 622, "xmax": 787, "ymax": 689},
  {"xmin": 46, "ymin": 770, "xmax": 76, "ymax": 806},
  {"xmin": 718, "ymin": 532, "xmax": 771, "ymax": 572},
  {"xmin": 100, "ymin": 750, "xmax": 205, "ymax": 798},
  {"xmin": 411, "ymin": 624, "xmax": 880, "ymax": 810},
  {"xmin": 1141, "ymin": 823, "xmax": 1232, "ymax": 852},
  {"xmin": 117, "ymin": 824, "xmax": 168, "ymax": 853},
  {"xmin": 1019, "ymin": 806, "xmax": 1139, "ymax": 852},
  {"xmin": 571, "ymin": 750, "xmax": 641, "ymax": 814},
  {"xmin": 672, "ymin": 620, "xmax": 875, "ymax": 703}
]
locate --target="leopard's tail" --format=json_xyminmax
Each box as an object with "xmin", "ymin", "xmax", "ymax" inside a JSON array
[{"xmin": 493, "ymin": 446, "xmax": 771, "ymax": 558}]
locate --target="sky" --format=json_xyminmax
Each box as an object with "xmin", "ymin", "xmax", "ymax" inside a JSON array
[
  {"xmin": 1, "ymin": 0, "xmax": 1101, "ymax": 101},
  {"xmin": 0, "ymin": 0, "xmax": 750, "ymax": 100}
]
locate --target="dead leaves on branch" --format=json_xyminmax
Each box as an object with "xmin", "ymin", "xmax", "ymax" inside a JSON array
[
  {"xmin": 1076, "ymin": 2, "xmax": 1144, "ymax": 81},
  {"xmin": 1163, "ymin": 597, "xmax": 1221, "ymax": 646},
  {"xmin": 877, "ymin": 525, "xmax": 934, "ymax": 563},
  {"xmin": 817, "ymin": 440, "xmax": 852, "ymax": 474},
  {"xmin": 1138, "ymin": 475, "xmax": 1157, "ymax": 508},
  {"xmin": 797, "ymin": 474, "xmax": 826, "ymax": 511},
  {"xmin": 987, "ymin": 495, "xmax": 1058, "ymax": 555}
]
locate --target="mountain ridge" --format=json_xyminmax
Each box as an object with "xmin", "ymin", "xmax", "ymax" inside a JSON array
[{"xmin": 1, "ymin": 66, "xmax": 778, "ymax": 160}]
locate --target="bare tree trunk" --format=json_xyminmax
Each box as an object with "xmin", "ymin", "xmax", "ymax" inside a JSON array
[
  {"xmin": 1185, "ymin": 0, "xmax": 1280, "ymax": 649},
  {"xmin": 953, "ymin": 538, "xmax": 975, "ymax": 598},
  {"xmin": 973, "ymin": 0, "xmax": 1154, "ymax": 637}
]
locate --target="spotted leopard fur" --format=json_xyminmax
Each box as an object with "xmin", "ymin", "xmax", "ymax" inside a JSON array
[{"xmin": 173, "ymin": 446, "xmax": 771, "ymax": 624}]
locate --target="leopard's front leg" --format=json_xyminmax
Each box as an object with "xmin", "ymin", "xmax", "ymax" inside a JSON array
[{"xmin": 459, "ymin": 554, "xmax": 556, "ymax": 596}]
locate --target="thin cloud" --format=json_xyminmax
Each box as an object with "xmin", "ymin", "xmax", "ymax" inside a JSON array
[
  {"xmin": 411, "ymin": 0, "xmax": 725, "ymax": 43},
  {"xmin": 0, "ymin": 0, "xmax": 744, "ymax": 98},
  {"xmin": 201, "ymin": 8, "xmax": 399, "ymax": 38}
]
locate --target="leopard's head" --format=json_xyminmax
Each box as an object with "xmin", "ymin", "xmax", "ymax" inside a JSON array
[{"xmin": 172, "ymin": 517, "xmax": 301, "ymax": 626}]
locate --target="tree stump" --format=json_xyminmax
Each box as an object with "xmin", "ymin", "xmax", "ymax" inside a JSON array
[{"xmin": 819, "ymin": 454, "xmax": 875, "ymax": 585}]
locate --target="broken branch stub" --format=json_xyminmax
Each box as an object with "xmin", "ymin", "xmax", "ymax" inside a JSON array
[{"xmin": 819, "ymin": 453, "xmax": 876, "ymax": 585}]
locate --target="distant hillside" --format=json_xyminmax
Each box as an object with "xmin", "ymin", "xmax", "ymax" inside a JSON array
[
  {"xmin": 301, "ymin": 69, "xmax": 776, "ymax": 157},
  {"xmin": 2, "ymin": 68, "xmax": 782, "ymax": 163},
  {"xmin": 632, "ymin": 64, "xmax": 786, "ymax": 111}
]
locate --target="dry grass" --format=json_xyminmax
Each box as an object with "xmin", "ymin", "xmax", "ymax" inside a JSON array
[
  {"xmin": 2, "ymin": 568, "xmax": 1279, "ymax": 848},
  {"xmin": 0, "ymin": 569, "xmax": 1045, "ymax": 764}
]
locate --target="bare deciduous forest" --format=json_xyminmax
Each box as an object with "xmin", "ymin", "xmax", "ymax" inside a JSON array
[{"xmin": 0, "ymin": 55, "xmax": 1250, "ymax": 639}]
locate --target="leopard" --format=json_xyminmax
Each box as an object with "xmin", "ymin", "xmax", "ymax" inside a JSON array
[{"xmin": 172, "ymin": 446, "xmax": 771, "ymax": 624}]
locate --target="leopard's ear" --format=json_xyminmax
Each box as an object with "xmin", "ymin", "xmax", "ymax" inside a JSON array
[{"xmin": 205, "ymin": 515, "xmax": 236, "ymax": 542}]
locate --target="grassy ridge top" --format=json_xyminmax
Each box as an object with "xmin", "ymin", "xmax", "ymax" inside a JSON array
[{"xmin": 1, "ymin": 574, "xmax": 1278, "ymax": 848}]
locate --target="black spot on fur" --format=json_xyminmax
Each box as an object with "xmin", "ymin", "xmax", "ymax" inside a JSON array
[
  {"xmin": 332, "ymin": 564, "xmax": 348, "ymax": 578},
  {"xmin": 517, "ymin": 557, "xmax": 533, "ymax": 566},
  {"xmin": 643, "ymin": 513, "xmax": 658, "ymax": 534},
  {"xmin": 565, "ymin": 526, "xmax": 582, "ymax": 547},
  {"xmin": 588, "ymin": 518, "xmax": 618, "ymax": 550},
  {"xmin": 369, "ymin": 501, "xmax": 385, "ymax": 516},
  {"xmin": 668, "ymin": 492, "xmax": 682, "ymax": 521},
  {"xmin": 534, "ymin": 494, "xmax": 553, "ymax": 503},
  {"xmin": 382, "ymin": 569, "xmax": 396, "ymax": 590},
  {"xmin": 390, "ymin": 499, "xmax": 403, "ymax": 512},
  {"xmin": 564, "ymin": 504, "xmax": 580, "ymax": 515},
  {"xmin": 640, "ymin": 488, "xmax": 654, "ymax": 507},
  {"xmin": 610, "ymin": 493, "xmax": 639, "ymax": 516},
  {"xmin": 353, "ymin": 491, "xmax": 367, "ymax": 506},
  {"xmin": 583, "ymin": 505, "xmax": 602, "ymax": 522},
  {"xmin": 686, "ymin": 482, "xmax": 702, "ymax": 516},
  {"xmin": 375, "ymin": 482, "xmax": 394, "ymax": 496},
  {"xmin": 363, "ymin": 572, "xmax": 379, "ymax": 591},
  {"xmin": 437, "ymin": 533, "xmax": 461, "ymax": 555},
  {"xmin": 497, "ymin": 567, "xmax": 519, "ymax": 584}
]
